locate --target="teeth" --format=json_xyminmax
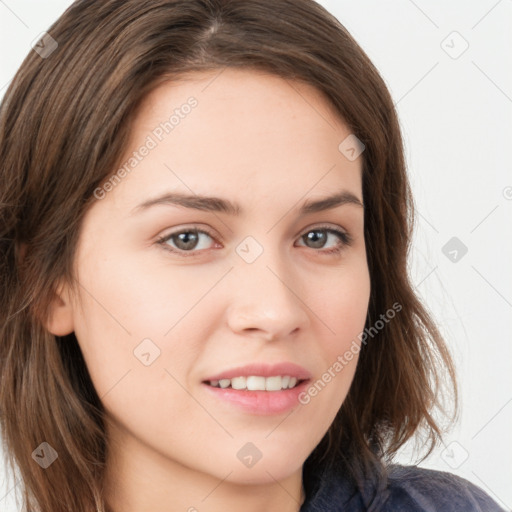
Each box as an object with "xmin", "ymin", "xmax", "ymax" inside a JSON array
[
  {"xmin": 231, "ymin": 376, "xmax": 246, "ymax": 390},
  {"xmin": 207, "ymin": 375, "xmax": 301, "ymax": 391},
  {"xmin": 265, "ymin": 376, "xmax": 281, "ymax": 391},
  {"xmin": 219, "ymin": 379, "xmax": 230, "ymax": 388},
  {"xmin": 247, "ymin": 376, "xmax": 266, "ymax": 390}
]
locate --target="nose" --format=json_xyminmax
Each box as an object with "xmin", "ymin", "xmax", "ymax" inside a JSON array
[{"xmin": 226, "ymin": 250, "xmax": 311, "ymax": 342}]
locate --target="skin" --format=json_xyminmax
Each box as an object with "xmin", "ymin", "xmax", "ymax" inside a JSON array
[{"xmin": 46, "ymin": 68, "xmax": 370, "ymax": 512}]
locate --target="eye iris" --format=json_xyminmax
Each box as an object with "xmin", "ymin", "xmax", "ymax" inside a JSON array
[
  {"xmin": 305, "ymin": 230, "xmax": 327, "ymax": 248},
  {"xmin": 174, "ymin": 231, "xmax": 199, "ymax": 250}
]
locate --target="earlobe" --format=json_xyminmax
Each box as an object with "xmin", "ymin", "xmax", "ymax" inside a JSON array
[{"xmin": 44, "ymin": 282, "xmax": 75, "ymax": 336}]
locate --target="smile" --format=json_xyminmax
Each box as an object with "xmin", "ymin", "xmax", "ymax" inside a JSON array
[{"xmin": 206, "ymin": 375, "xmax": 302, "ymax": 391}]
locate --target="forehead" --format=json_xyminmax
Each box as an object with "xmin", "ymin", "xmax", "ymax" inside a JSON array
[
  {"xmin": 109, "ymin": 68, "xmax": 363, "ymax": 210},
  {"xmin": 140, "ymin": 67, "xmax": 343, "ymax": 128}
]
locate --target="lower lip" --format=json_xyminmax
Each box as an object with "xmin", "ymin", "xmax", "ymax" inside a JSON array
[{"xmin": 201, "ymin": 380, "xmax": 310, "ymax": 415}]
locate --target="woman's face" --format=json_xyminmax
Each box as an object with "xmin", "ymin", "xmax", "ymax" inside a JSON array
[{"xmin": 53, "ymin": 69, "xmax": 370, "ymax": 488}]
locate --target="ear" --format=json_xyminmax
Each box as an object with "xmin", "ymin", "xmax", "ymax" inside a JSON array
[
  {"xmin": 45, "ymin": 281, "xmax": 75, "ymax": 336},
  {"xmin": 17, "ymin": 242, "xmax": 75, "ymax": 336}
]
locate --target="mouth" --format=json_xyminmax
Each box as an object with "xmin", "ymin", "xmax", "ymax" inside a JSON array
[
  {"xmin": 200, "ymin": 362, "xmax": 312, "ymax": 415},
  {"xmin": 203, "ymin": 375, "xmax": 306, "ymax": 391}
]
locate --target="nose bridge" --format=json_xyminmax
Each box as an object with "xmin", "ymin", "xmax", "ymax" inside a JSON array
[{"xmin": 226, "ymin": 235, "xmax": 310, "ymax": 338}]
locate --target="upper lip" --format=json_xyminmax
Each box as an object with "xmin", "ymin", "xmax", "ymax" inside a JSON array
[{"xmin": 202, "ymin": 362, "xmax": 312, "ymax": 382}]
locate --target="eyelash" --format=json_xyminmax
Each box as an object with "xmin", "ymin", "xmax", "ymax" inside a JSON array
[{"xmin": 155, "ymin": 224, "xmax": 353, "ymax": 258}]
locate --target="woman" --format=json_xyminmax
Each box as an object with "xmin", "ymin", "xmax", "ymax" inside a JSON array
[{"xmin": 0, "ymin": 1, "xmax": 504, "ymax": 511}]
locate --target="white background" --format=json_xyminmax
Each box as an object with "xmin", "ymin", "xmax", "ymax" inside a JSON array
[{"xmin": 1, "ymin": 1, "xmax": 511, "ymax": 510}]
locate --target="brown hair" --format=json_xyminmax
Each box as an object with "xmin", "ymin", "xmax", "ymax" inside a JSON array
[{"xmin": 0, "ymin": 1, "xmax": 457, "ymax": 510}]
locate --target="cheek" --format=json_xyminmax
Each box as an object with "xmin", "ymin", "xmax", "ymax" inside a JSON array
[
  {"xmin": 72, "ymin": 242, "xmax": 213, "ymax": 343},
  {"xmin": 70, "ymin": 251, "xmax": 187, "ymax": 395},
  {"xmin": 300, "ymin": 260, "xmax": 370, "ymax": 409},
  {"xmin": 70, "ymin": 247, "xmax": 234, "ymax": 423},
  {"xmin": 310, "ymin": 260, "xmax": 371, "ymax": 353},
  {"xmin": 75, "ymin": 255, "xmax": 200, "ymax": 334}
]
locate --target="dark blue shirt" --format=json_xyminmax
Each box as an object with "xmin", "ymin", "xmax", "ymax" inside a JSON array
[{"xmin": 300, "ymin": 461, "xmax": 506, "ymax": 511}]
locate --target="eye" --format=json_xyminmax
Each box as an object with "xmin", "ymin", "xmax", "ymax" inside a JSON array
[
  {"xmin": 296, "ymin": 225, "xmax": 352, "ymax": 255},
  {"xmin": 156, "ymin": 227, "xmax": 217, "ymax": 257},
  {"xmin": 156, "ymin": 224, "xmax": 353, "ymax": 257}
]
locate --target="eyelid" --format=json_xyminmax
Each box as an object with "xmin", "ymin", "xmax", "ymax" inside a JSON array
[{"xmin": 298, "ymin": 222, "xmax": 349, "ymax": 239}]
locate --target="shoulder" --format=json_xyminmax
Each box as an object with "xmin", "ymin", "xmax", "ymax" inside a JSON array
[
  {"xmin": 300, "ymin": 460, "xmax": 505, "ymax": 512},
  {"xmin": 384, "ymin": 464, "xmax": 506, "ymax": 512}
]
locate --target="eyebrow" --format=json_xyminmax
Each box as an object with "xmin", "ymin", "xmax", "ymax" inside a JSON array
[{"xmin": 130, "ymin": 189, "xmax": 364, "ymax": 216}]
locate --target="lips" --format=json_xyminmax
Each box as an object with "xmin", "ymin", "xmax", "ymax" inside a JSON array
[{"xmin": 201, "ymin": 362, "xmax": 312, "ymax": 415}]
